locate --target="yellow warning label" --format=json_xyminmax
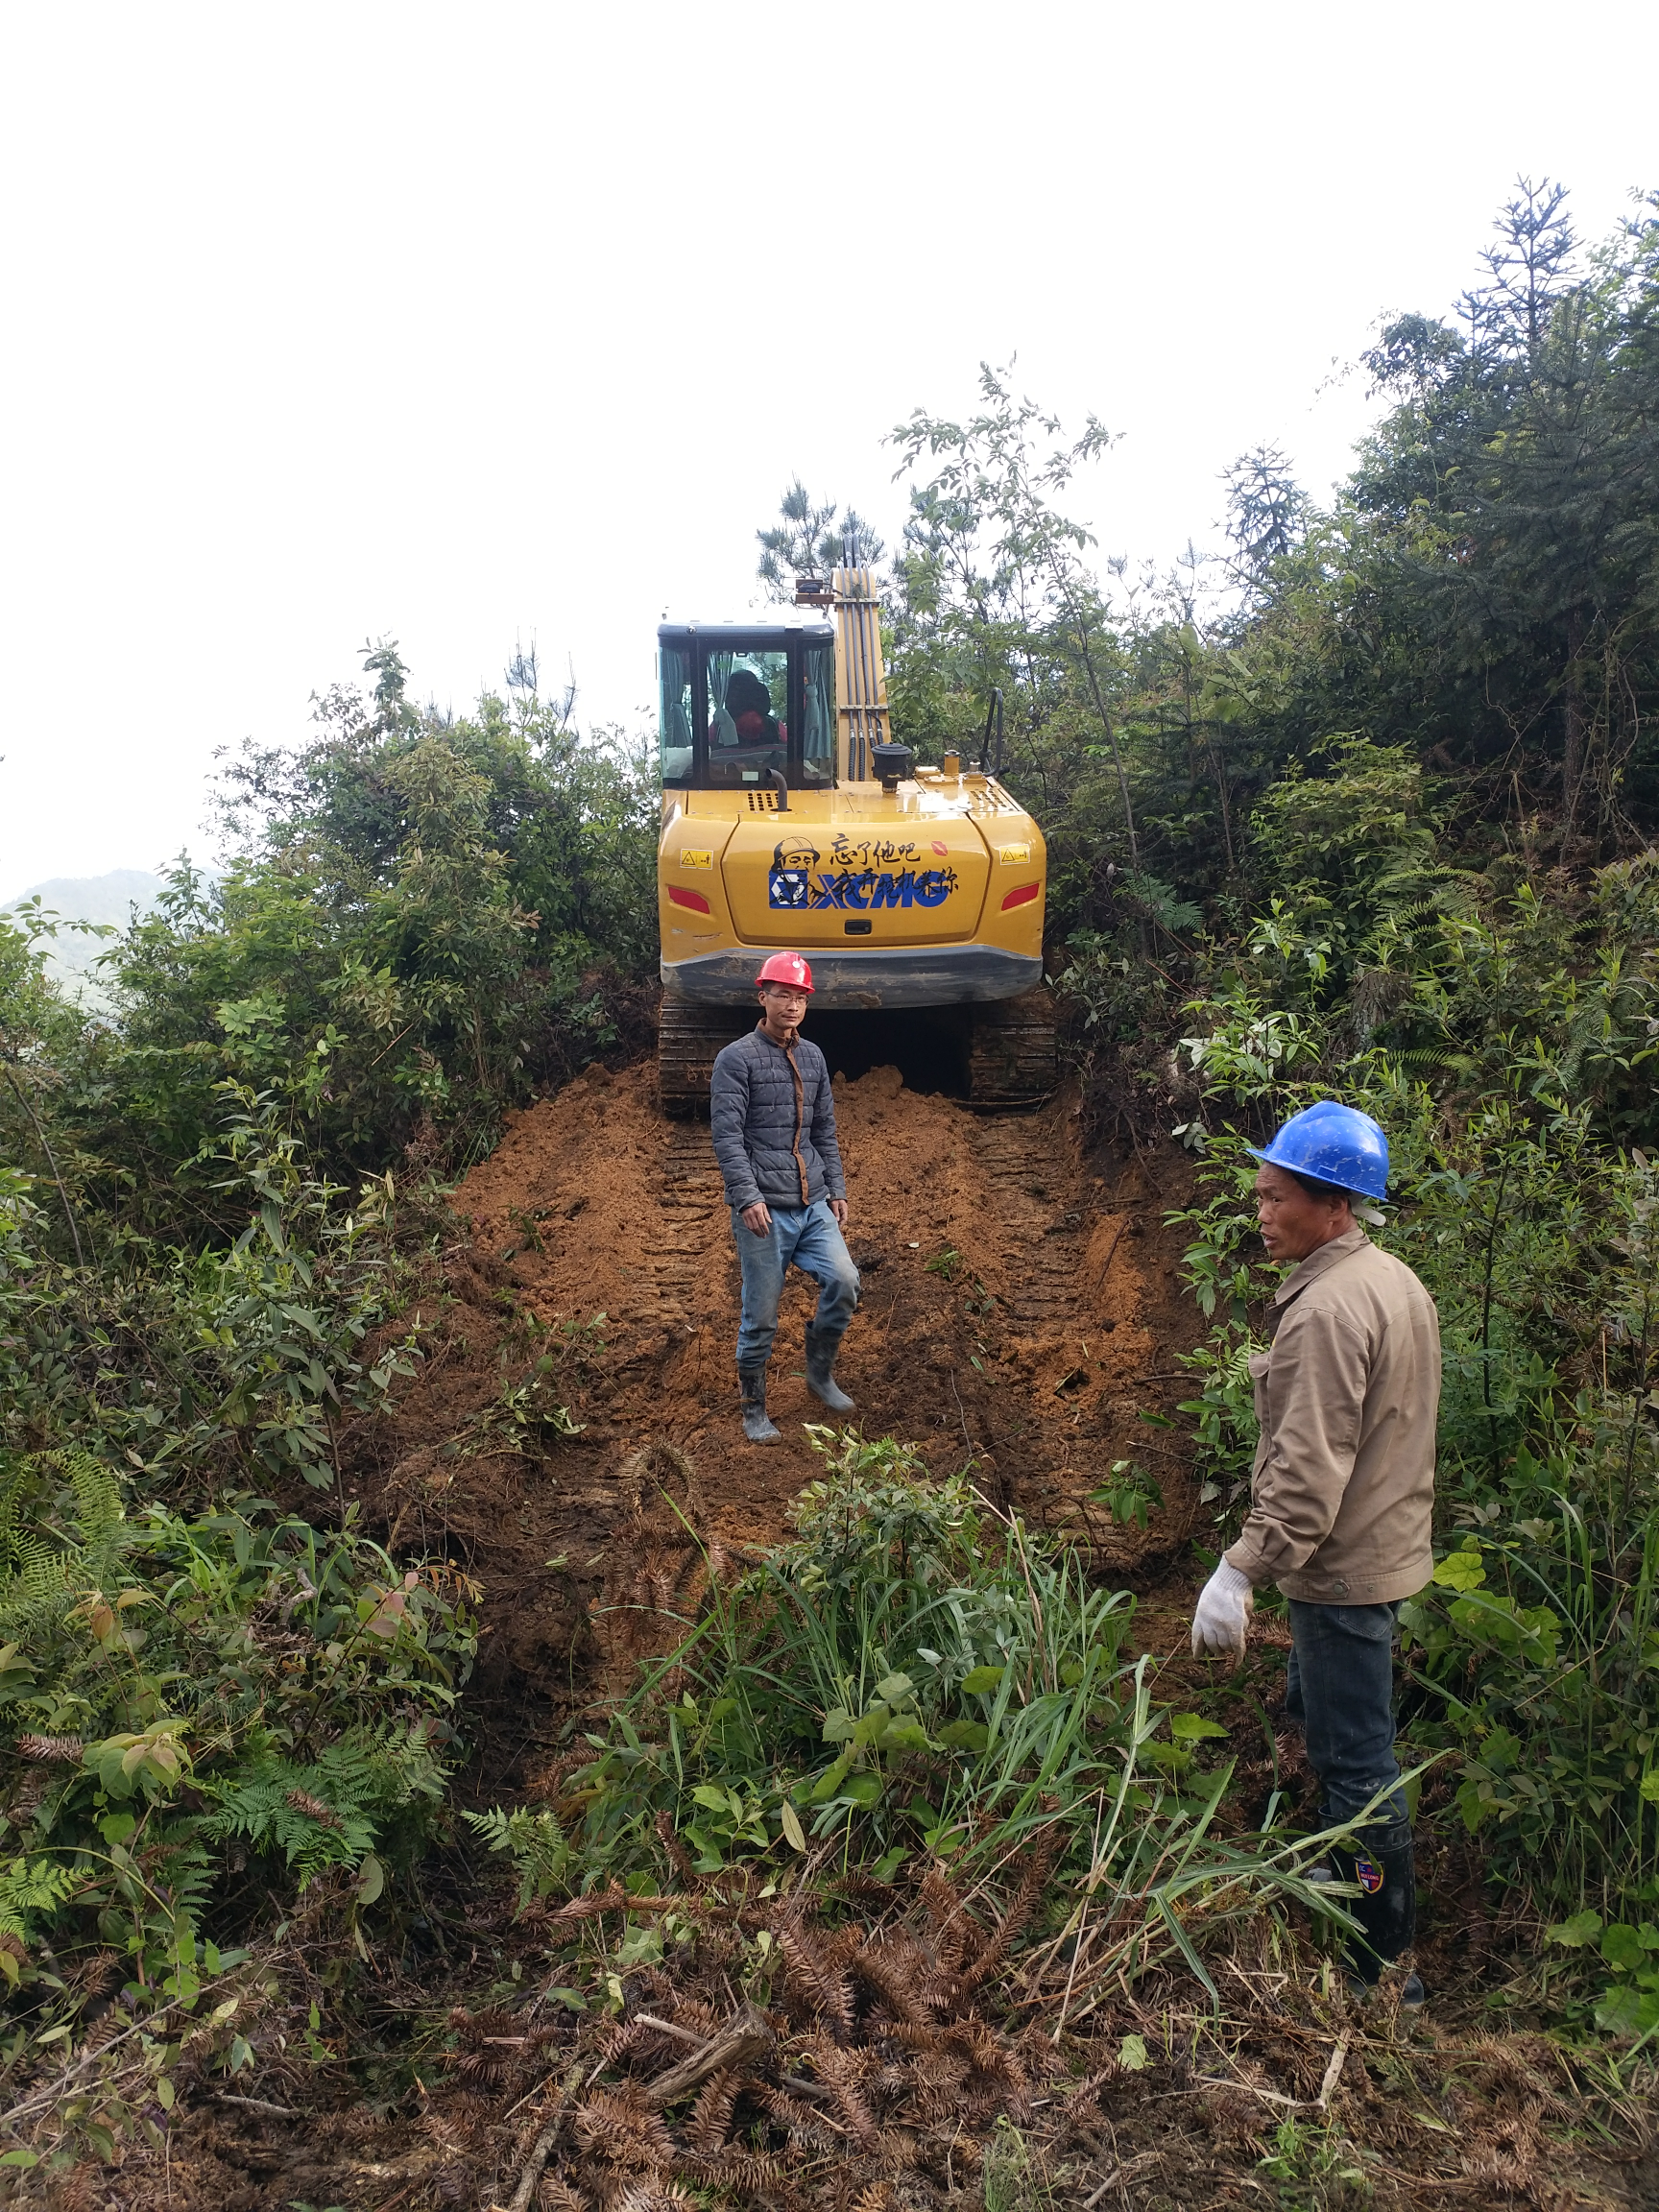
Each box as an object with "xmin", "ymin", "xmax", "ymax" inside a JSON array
[
  {"xmin": 998, "ymin": 842, "xmax": 1031, "ymax": 865},
  {"xmin": 681, "ymin": 849, "xmax": 713, "ymax": 869}
]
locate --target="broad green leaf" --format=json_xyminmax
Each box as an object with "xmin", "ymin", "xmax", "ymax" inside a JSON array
[
  {"xmin": 779, "ymin": 1801, "xmax": 806, "ymax": 1852},
  {"xmin": 937, "ymin": 1719, "xmax": 990, "ymax": 1754},
  {"xmin": 877, "ymin": 1719, "xmax": 932, "ymax": 1755},
  {"xmin": 808, "ymin": 1754, "xmax": 852, "ymax": 1804},
  {"xmin": 1170, "ymin": 1713, "xmax": 1229, "ymax": 1743},
  {"xmin": 1596, "ymin": 1984, "xmax": 1659, "ymax": 2038},
  {"xmin": 1119, "ymin": 2033, "xmax": 1149, "ymax": 2071},
  {"xmin": 1546, "ymin": 1911, "xmax": 1603, "ymax": 1948},
  {"xmin": 874, "ymin": 1672, "xmax": 915, "ymax": 1703},
  {"xmin": 1600, "ymin": 1922, "xmax": 1647, "ymax": 1973},
  {"xmin": 841, "ymin": 1773, "xmax": 884, "ymax": 1808},
  {"xmin": 1431, "ymin": 1551, "xmax": 1486, "ymax": 1592},
  {"xmin": 352, "ymin": 1853, "xmax": 385, "ymax": 1907},
  {"xmin": 961, "ymin": 1665, "xmax": 1005, "ymax": 1695},
  {"xmin": 615, "ymin": 1925, "xmax": 662, "ymax": 1971}
]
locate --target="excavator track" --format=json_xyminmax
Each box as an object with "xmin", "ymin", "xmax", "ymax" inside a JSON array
[
  {"xmin": 657, "ymin": 997, "xmax": 753, "ymax": 1114},
  {"xmin": 967, "ymin": 988, "xmax": 1058, "ymax": 1108},
  {"xmin": 659, "ymin": 988, "xmax": 1057, "ymax": 1112}
]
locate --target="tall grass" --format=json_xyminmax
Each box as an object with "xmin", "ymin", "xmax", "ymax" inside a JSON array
[{"xmin": 544, "ymin": 1433, "xmax": 1359, "ymax": 2013}]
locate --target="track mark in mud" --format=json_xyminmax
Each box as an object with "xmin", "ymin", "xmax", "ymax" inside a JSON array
[{"xmin": 639, "ymin": 1118, "xmax": 727, "ymax": 1327}]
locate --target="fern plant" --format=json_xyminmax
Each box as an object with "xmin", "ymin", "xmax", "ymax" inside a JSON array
[
  {"xmin": 0, "ymin": 1465, "xmax": 475, "ymax": 1987},
  {"xmin": 0, "ymin": 1449, "xmax": 130, "ymax": 1641},
  {"xmin": 463, "ymin": 1805, "xmax": 571, "ymax": 1910},
  {"xmin": 200, "ymin": 1723, "xmax": 450, "ymax": 1881}
]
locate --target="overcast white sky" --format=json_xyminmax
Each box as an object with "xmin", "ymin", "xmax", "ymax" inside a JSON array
[{"xmin": 2, "ymin": 0, "xmax": 1655, "ymax": 893}]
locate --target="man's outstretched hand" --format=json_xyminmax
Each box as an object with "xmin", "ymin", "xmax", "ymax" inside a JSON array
[{"xmin": 1190, "ymin": 1560, "xmax": 1255, "ymax": 1655}]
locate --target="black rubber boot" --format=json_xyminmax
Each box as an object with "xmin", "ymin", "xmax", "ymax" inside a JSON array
[
  {"xmin": 1331, "ymin": 1839, "xmax": 1421, "ymax": 2002},
  {"xmin": 739, "ymin": 1369, "xmax": 781, "ymax": 1445},
  {"xmin": 804, "ymin": 1327, "xmax": 854, "ymax": 1413}
]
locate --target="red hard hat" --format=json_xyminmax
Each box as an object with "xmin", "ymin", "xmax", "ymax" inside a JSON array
[{"xmin": 757, "ymin": 950, "xmax": 813, "ymax": 992}]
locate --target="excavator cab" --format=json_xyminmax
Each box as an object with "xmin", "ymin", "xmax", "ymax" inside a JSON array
[
  {"xmin": 655, "ymin": 570, "xmax": 1056, "ymax": 1109},
  {"xmin": 659, "ymin": 625, "xmax": 837, "ymax": 795}
]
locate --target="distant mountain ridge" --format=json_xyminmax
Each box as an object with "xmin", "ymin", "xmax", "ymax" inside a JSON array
[
  {"xmin": 1, "ymin": 869, "xmax": 171, "ymax": 995},
  {"xmin": 4, "ymin": 869, "xmax": 170, "ymax": 930}
]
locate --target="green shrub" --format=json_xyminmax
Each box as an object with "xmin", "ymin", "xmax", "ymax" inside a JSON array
[{"xmin": 0, "ymin": 1450, "xmax": 476, "ymax": 2011}]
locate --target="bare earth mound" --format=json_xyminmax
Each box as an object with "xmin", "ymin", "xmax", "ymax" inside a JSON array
[{"xmin": 449, "ymin": 1059, "xmax": 1203, "ymax": 1564}]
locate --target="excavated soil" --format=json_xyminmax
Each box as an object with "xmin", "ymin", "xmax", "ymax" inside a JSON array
[{"xmin": 344, "ymin": 1060, "xmax": 1209, "ymax": 1788}]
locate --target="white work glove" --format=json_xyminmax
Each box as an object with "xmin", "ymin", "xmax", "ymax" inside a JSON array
[{"xmin": 1190, "ymin": 1560, "xmax": 1255, "ymax": 1656}]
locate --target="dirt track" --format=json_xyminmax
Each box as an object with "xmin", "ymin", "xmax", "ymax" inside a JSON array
[{"xmin": 449, "ymin": 1059, "xmax": 1202, "ymax": 1554}]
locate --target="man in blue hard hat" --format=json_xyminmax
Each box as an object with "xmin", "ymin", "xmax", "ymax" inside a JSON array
[{"xmin": 1189, "ymin": 1100, "xmax": 1440, "ymax": 2004}]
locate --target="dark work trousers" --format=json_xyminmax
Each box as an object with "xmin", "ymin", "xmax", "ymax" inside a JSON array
[{"xmin": 1284, "ymin": 1599, "xmax": 1411, "ymax": 1851}]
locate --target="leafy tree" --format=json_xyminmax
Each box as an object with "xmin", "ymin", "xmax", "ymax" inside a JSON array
[
  {"xmin": 756, "ymin": 479, "xmax": 885, "ymax": 599},
  {"xmin": 890, "ymin": 366, "xmax": 1142, "ymax": 867},
  {"xmin": 1344, "ymin": 180, "xmax": 1659, "ymax": 844}
]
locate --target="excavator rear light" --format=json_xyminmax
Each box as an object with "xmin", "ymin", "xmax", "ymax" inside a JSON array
[
  {"xmin": 1001, "ymin": 883, "xmax": 1040, "ymax": 911},
  {"xmin": 668, "ymin": 885, "xmax": 711, "ymax": 914}
]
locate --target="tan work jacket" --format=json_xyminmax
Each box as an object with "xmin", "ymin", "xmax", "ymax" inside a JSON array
[{"xmin": 1224, "ymin": 1226, "xmax": 1440, "ymax": 1605}]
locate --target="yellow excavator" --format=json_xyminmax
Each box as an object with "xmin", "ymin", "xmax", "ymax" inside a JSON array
[{"xmin": 655, "ymin": 561, "xmax": 1055, "ymax": 1108}]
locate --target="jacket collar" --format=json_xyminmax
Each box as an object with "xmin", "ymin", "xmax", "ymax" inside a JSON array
[
  {"xmin": 1271, "ymin": 1223, "xmax": 1369, "ymax": 1310},
  {"xmin": 752, "ymin": 1022, "xmax": 801, "ymax": 1055}
]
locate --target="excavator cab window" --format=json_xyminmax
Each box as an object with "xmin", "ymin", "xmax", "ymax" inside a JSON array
[
  {"xmin": 660, "ymin": 642, "xmax": 696, "ymax": 786},
  {"xmin": 707, "ymin": 650, "xmax": 787, "ymax": 784},
  {"xmin": 658, "ymin": 624, "xmax": 835, "ymax": 792},
  {"xmin": 800, "ymin": 639, "xmax": 833, "ymax": 785}
]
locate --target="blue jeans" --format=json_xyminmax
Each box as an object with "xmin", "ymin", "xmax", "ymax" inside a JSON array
[
  {"xmin": 733, "ymin": 1200, "xmax": 860, "ymax": 1373},
  {"xmin": 1285, "ymin": 1600, "xmax": 1411, "ymax": 1850}
]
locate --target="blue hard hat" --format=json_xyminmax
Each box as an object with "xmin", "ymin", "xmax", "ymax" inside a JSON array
[{"xmin": 1249, "ymin": 1100, "xmax": 1389, "ymax": 1201}]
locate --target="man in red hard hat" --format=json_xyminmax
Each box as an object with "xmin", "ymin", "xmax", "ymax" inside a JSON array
[{"xmin": 709, "ymin": 952, "xmax": 859, "ymax": 1443}]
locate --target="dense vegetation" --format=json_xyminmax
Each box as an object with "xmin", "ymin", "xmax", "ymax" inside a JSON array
[{"xmin": 3, "ymin": 178, "xmax": 1657, "ymax": 2179}]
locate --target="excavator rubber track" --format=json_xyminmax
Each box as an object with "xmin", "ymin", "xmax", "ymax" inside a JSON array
[
  {"xmin": 657, "ymin": 996, "xmax": 753, "ymax": 1114},
  {"xmin": 967, "ymin": 988, "xmax": 1058, "ymax": 1108}
]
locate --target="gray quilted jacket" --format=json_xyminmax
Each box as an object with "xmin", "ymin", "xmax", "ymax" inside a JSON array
[{"xmin": 709, "ymin": 1025, "xmax": 847, "ymax": 1212}]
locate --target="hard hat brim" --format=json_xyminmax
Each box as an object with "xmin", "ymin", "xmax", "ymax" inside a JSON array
[{"xmin": 1246, "ymin": 1139, "xmax": 1387, "ymax": 1203}]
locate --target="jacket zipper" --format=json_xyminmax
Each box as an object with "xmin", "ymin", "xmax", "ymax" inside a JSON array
[{"xmin": 785, "ymin": 1045, "xmax": 810, "ymax": 1204}]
